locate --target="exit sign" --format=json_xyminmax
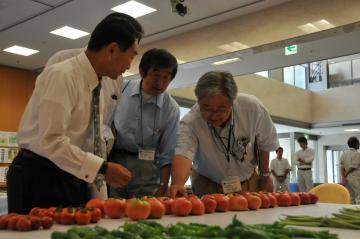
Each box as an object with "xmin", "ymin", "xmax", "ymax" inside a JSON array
[{"xmin": 285, "ymin": 44, "xmax": 298, "ymax": 55}]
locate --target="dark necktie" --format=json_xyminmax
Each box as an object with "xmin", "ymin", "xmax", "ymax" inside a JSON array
[{"xmin": 93, "ymin": 83, "xmax": 102, "ymax": 157}]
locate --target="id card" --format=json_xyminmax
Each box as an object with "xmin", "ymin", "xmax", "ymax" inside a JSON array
[
  {"xmin": 221, "ymin": 176, "xmax": 241, "ymax": 194},
  {"xmin": 138, "ymin": 148, "xmax": 155, "ymax": 161}
]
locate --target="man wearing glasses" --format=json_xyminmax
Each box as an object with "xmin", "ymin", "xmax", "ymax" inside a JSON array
[{"xmin": 170, "ymin": 71, "xmax": 279, "ymax": 197}]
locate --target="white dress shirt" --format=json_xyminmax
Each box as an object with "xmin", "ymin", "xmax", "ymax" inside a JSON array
[
  {"xmin": 294, "ymin": 147, "xmax": 315, "ymax": 169},
  {"xmin": 340, "ymin": 148, "xmax": 360, "ymax": 177},
  {"xmin": 17, "ymin": 52, "xmax": 105, "ymax": 183},
  {"xmin": 270, "ymin": 157, "xmax": 291, "ymax": 177}
]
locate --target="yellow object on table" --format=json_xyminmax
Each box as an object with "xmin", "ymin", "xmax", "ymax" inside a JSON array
[{"xmin": 309, "ymin": 183, "xmax": 351, "ymax": 204}]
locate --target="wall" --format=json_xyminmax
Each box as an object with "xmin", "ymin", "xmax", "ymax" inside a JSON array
[{"xmin": 0, "ymin": 66, "xmax": 37, "ymax": 131}]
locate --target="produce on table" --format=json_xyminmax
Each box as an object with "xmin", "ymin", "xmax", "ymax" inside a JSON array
[
  {"xmin": 281, "ymin": 207, "xmax": 360, "ymax": 230},
  {"xmin": 51, "ymin": 216, "xmax": 338, "ymax": 239},
  {"xmin": 125, "ymin": 198, "xmax": 151, "ymax": 220}
]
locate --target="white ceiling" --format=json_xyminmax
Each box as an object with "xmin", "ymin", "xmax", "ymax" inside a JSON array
[{"xmin": 0, "ymin": 0, "xmax": 289, "ymax": 70}]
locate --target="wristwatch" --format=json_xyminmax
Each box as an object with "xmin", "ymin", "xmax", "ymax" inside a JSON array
[
  {"xmin": 159, "ymin": 182, "xmax": 168, "ymax": 187},
  {"xmin": 98, "ymin": 162, "xmax": 108, "ymax": 175},
  {"xmin": 260, "ymin": 171, "xmax": 271, "ymax": 177}
]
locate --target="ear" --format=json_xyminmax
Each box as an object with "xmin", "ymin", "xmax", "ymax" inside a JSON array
[{"xmin": 107, "ymin": 42, "xmax": 119, "ymax": 56}]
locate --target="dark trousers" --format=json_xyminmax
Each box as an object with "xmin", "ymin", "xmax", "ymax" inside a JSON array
[{"xmin": 7, "ymin": 149, "xmax": 90, "ymax": 214}]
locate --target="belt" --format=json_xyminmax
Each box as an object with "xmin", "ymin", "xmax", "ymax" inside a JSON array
[
  {"xmin": 298, "ymin": 168, "xmax": 312, "ymax": 171},
  {"xmin": 114, "ymin": 148, "xmax": 138, "ymax": 155}
]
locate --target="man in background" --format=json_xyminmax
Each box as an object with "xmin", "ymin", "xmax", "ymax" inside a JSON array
[
  {"xmin": 295, "ymin": 136, "xmax": 314, "ymax": 192},
  {"xmin": 270, "ymin": 147, "xmax": 291, "ymax": 192}
]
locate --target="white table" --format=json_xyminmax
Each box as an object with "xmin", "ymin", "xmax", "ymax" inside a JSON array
[{"xmin": 0, "ymin": 203, "xmax": 358, "ymax": 239}]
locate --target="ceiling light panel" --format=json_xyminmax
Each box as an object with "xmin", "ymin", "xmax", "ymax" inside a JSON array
[
  {"xmin": 111, "ymin": 1, "xmax": 156, "ymax": 18},
  {"xmin": 50, "ymin": 26, "xmax": 89, "ymax": 40},
  {"xmin": 344, "ymin": 128, "xmax": 360, "ymax": 132},
  {"xmin": 297, "ymin": 23, "xmax": 320, "ymax": 34},
  {"xmin": 212, "ymin": 57, "xmax": 240, "ymax": 66},
  {"xmin": 3, "ymin": 45, "xmax": 39, "ymax": 56},
  {"xmin": 218, "ymin": 42, "xmax": 249, "ymax": 52}
]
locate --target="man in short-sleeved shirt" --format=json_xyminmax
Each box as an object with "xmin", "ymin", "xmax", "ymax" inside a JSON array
[
  {"xmin": 294, "ymin": 136, "xmax": 314, "ymax": 192},
  {"xmin": 270, "ymin": 147, "xmax": 291, "ymax": 192}
]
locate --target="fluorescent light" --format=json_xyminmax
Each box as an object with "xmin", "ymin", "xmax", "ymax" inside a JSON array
[
  {"xmin": 313, "ymin": 19, "xmax": 335, "ymax": 30},
  {"xmin": 123, "ymin": 72, "xmax": 134, "ymax": 77},
  {"xmin": 218, "ymin": 41, "xmax": 249, "ymax": 52},
  {"xmin": 297, "ymin": 23, "xmax": 319, "ymax": 33},
  {"xmin": 177, "ymin": 59, "xmax": 186, "ymax": 64},
  {"xmin": 50, "ymin": 26, "xmax": 89, "ymax": 40},
  {"xmin": 344, "ymin": 129, "xmax": 360, "ymax": 132},
  {"xmin": 111, "ymin": 1, "xmax": 156, "ymax": 18},
  {"xmin": 212, "ymin": 57, "xmax": 240, "ymax": 66},
  {"xmin": 3, "ymin": 45, "xmax": 39, "ymax": 56}
]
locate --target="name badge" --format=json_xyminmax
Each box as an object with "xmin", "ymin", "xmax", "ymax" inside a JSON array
[
  {"xmin": 221, "ymin": 176, "xmax": 241, "ymax": 194},
  {"xmin": 138, "ymin": 148, "xmax": 155, "ymax": 161}
]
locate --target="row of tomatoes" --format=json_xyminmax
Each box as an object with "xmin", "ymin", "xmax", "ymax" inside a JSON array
[{"xmin": 0, "ymin": 213, "xmax": 53, "ymax": 231}]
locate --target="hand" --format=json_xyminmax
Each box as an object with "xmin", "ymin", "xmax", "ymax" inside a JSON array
[
  {"xmin": 154, "ymin": 184, "xmax": 168, "ymax": 197},
  {"xmin": 104, "ymin": 162, "xmax": 132, "ymax": 188},
  {"xmin": 259, "ymin": 176, "xmax": 273, "ymax": 192},
  {"xmin": 170, "ymin": 184, "xmax": 187, "ymax": 198}
]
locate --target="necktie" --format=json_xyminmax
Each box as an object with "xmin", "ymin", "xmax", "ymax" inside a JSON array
[{"xmin": 93, "ymin": 83, "xmax": 104, "ymax": 191}]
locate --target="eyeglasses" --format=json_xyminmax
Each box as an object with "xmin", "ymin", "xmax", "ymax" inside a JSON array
[{"xmin": 200, "ymin": 106, "xmax": 232, "ymax": 116}]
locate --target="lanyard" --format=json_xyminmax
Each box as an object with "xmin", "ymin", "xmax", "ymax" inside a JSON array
[{"xmin": 139, "ymin": 80, "xmax": 157, "ymax": 148}]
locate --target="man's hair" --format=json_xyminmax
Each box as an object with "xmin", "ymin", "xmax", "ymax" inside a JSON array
[
  {"xmin": 347, "ymin": 137, "xmax": 359, "ymax": 148},
  {"xmin": 297, "ymin": 136, "xmax": 308, "ymax": 144},
  {"xmin": 195, "ymin": 71, "xmax": 238, "ymax": 101},
  {"xmin": 139, "ymin": 48, "xmax": 178, "ymax": 79},
  {"xmin": 276, "ymin": 147, "xmax": 283, "ymax": 153},
  {"xmin": 88, "ymin": 13, "xmax": 144, "ymax": 52}
]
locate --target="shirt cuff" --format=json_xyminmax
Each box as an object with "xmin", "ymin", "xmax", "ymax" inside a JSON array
[{"xmin": 78, "ymin": 152, "xmax": 104, "ymax": 183}]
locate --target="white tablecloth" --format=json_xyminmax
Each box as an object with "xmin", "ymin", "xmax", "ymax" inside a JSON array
[{"xmin": 0, "ymin": 203, "xmax": 358, "ymax": 239}]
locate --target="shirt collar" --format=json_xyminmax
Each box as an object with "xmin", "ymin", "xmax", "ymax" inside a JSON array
[
  {"xmin": 129, "ymin": 79, "xmax": 164, "ymax": 108},
  {"xmin": 77, "ymin": 51, "xmax": 100, "ymax": 92}
]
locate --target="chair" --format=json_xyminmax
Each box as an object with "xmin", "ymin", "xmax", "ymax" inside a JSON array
[{"xmin": 309, "ymin": 183, "xmax": 351, "ymax": 204}]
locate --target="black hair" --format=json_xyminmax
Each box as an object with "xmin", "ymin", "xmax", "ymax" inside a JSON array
[
  {"xmin": 297, "ymin": 136, "xmax": 308, "ymax": 144},
  {"xmin": 88, "ymin": 13, "xmax": 144, "ymax": 52},
  {"xmin": 139, "ymin": 48, "xmax": 178, "ymax": 79},
  {"xmin": 347, "ymin": 137, "xmax": 359, "ymax": 148},
  {"xmin": 276, "ymin": 147, "xmax": 283, "ymax": 153}
]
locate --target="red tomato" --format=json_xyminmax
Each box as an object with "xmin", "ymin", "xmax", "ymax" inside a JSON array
[
  {"xmin": 53, "ymin": 207, "xmax": 63, "ymax": 224},
  {"xmin": 157, "ymin": 197, "xmax": 174, "ymax": 215},
  {"xmin": 75, "ymin": 208, "xmax": 91, "ymax": 225},
  {"xmin": 89, "ymin": 207, "xmax": 102, "ymax": 223},
  {"xmin": 104, "ymin": 198, "xmax": 126, "ymax": 219},
  {"xmin": 267, "ymin": 193, "xmax": 278, "ymax": 208},
  {"xmin": 60, "ymin": 207, "xmax": 75, "ymax": 225},
  {"xmin": 125, "ymin": 198, "xmax": 151, "ymax": 220},
  {"xmin": 86, "ymin": 198, "xmax": 105, "ymax": 217},
  {"xmin": 308, "ymin": 192, "xmax": 319, "ymax": 204},
  {"xmin": 0, "ymin": 213, "xmax": 17, "ymax": 229},
  {"xmin": 39, "ymin": 208, "xmax": 53, "ymax": 218},
  {"xmin": 213, "ymin": 194, "xmax": 230, "ymax": 212},
  {"xmin": 41, "ymin": 216, "xmax": 54, "ymax": 229},
  {"xmin": 277, "ymin": 193, "xmax": 292, "ymax": 207},
  {"xmin": 29, "ymin": 216, "xmax": 41, "ymax": 230},
  {"xmin": 299, "ymin": 192, "xmax": 311, "ymax": 204},
  {"xmin": 146, "ymin": 198, "xmax": 165, "ymax": 219},
  {"xmin": 228, "ymin": 194, "xmax": 248, "ymax": 211},
  {"xmin": 246, "ymin": 195, "xmax": 262, "ymax": 210},
  {"xmin": 289, "ymin": 193, "xmax": 301, "ymax": 206},
  {"xmin": 29, "ymin": 207, "xmax": 42, "ymax": 217},
  {"xmin": 16, "ymin": 217, "xmax": 32, "ymax": 231},
  {"xmin": 8, "ymin": 215, "xmax": 22, "ymax": 230},
  {"xmin": 171, "ymin": 197, "xmax": 192, "ymax": 216},
  {"xmin": 259, "ymin": 194, "xmax": 271, "ymax": 209},
  {"xmin": 201, "ymin": 194, "xmax": 217, "ymax": 213},
  {"xmin": 188, "ymin": 196, "xmax": 205, "ymax": 215}
]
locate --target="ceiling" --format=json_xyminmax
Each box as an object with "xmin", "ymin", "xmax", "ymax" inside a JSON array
[{"xmin": 0, "ymin": 0, "xmax": 289, "ymax": 71}]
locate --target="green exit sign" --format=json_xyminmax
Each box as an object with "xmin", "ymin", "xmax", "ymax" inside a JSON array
[{"xmin": 285, "ymin": 44, "xmax": 298, "ymax": 55}]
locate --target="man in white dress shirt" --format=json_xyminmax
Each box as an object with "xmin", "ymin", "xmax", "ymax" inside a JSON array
[
  {"xmin": 270, "ymin": 147, "xmax": 291, "ymax": 192},
  {"xmin": 294, "ymin": 136, "xmax": 315, "ymax": 192},
  {"xmin": 7, "ymin": 13, "xmax": 143, "ymax": 213}
]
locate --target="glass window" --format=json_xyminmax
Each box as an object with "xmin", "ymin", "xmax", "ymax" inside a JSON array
[
  {"xmin": 294, "ymin": 65, "xmax": 306, "ymax": 89},
  {"xmin": 352, "ymin": 58, "xmax": 360, "ymax": 84},
  {"xmin": 328, "ymin": 61, "xmax": 352, "ymax": 88},
  {"xmin": 283, "ymin": 66, "xmax": 294, "ymax": 86},
  {"xmin": 255, "ymin": 71, "xmax": 269, "ymax": 78}
]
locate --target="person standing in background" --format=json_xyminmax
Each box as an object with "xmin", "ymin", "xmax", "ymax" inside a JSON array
[
  {"xmin": 109, "ymin": 48, "xmax": 180, "ymax": 198},
  {"xmin": 340, "ymin": 137, "xmax": 360, "ymax": 204},
  {"xmin": 7, "ymin": 12, "xmax": 144, "ymax": 213},
  {"xmin": 270, "ymin": 147, "xmax": 291, "ymax": 192},
  {"xmin": 295, "ymin": 136, "xmax": 314, "ymax": 192}
]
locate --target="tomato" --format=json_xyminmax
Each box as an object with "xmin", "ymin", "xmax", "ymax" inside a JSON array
[
  {"xmin": 213, "ymin": 194, "xmax": 230, "ymax": 212},
  {"xmin": 228, "ymin": 194, "xmax": 248, "ymax": 211},
  {"xmin": 0, "ymin": 213, "xmax": 17, "ymax": 229},
  {"xmin": 277, "ymin": 193, "xmax": 292, "ymax": 206},
  {"xmin": 188, "ymin": 195, "xmax": 205, "ymax": 215},
  {"xmin": 75, "ymin": 208, "xmax": 91, "ymax": 225},
  {"xmin": 16, "ymin": 217, "xmax": 32, "ymax": 231},
  {"xmin": 29, "ymin": 207, "xmax": 41, "ymax": 217},
  {"xmin": 8, "ymin": 215, "xmax": 22, "ymax": 230},
  {"xmin": 89, "ymin": 207, "xmax": 102, "ymax": 223},
  {"xmin": 308, "ymin": 192, "xmax": 319, "ymax": 204},
  {"xmin": 267, "ymin": 193, "xmax": 278, "ymax": 208},
  {"xmin": 157, "ymin": 197, "xmax": 174, "ymax": 215},
  {"xmin": 126, "ymin": 198, "xmax": 151, "ymax": 220},
  {"xmin": 171, "ymin": 197, "xmax": 192, "ymax": 216},
  {"xmin": 289, "ymin": 193, "xmax": 301, "ymax": 206},
  {"xmin": 246, "ymin": 195, "xmax": 262, "ymax": 210},
  {"xmin": 60, "ymin": 207, "xmax": 75, "ymax": 225},
  {"xmin": 29, "ymin": 216, "xmax": 41, "ymax": 230},
  {"xmin": 41, "ymin": 216, "xmax": 54, "ymax": 229},
  {"xmin": 259, "ymin": 194, "xmax": 271, "ymax": 209},
  {"xmin": 53, "ymin": 207, "xmax": 64, "ymax": 224},
  {"xmin": 104, "ymin": 198, "xmax": 126, "ymax": 219},
  {"xmin": 201, "ymin": 194, "xmax": 217, "ymax": 213},
  {"xmin": 86, "ymin": 198, "xmax": 105, "ymax": 217},
  {"xmin": 299, "ymin": 192, "xmax": 311, "ymax": 205},
  {"xmin": 146, "ymin": 198, "xmax": 165, "ymax": 219}
]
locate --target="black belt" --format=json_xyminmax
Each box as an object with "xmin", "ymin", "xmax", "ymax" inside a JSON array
[
  {"xmin": 114, "ymin": 148, "xmax": 138, "ymax": 155},
  {"xmin": 298, "ymin": 168, "xmax": 312, "ymax": 171}
]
